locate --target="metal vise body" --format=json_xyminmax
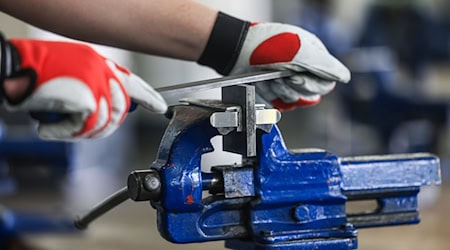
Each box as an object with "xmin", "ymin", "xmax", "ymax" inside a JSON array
[{"xmin": 140, "ymin": 104, "xmax": 440, "ymax": 250}]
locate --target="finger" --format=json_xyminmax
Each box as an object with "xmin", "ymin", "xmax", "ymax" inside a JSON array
[
  {"xmin": 269, "ymin": 79, "xmax": 322, "ymax": 104},
  {"xmin": 77, "ymin": 97, "xmax": 112, "ymax": 138},
  {"xmin": 269, "ymin": 79, "xmax": 299, "ymax": 103},
  {"xmin": 295, "ymin": 39, "xmax": 351, "ymax": 83},
  {"xmin": 255, "ymin": 91, "xmax": 273, "ymax": 108},
  {"xmin": 3, "ymin": 77, "xmax": 96, "ymax": 113},
  {"xmin": 254, "ymin": 81, "xmax": 277, "ymax": 101},
  {"xmin": 37, "ymin": 113, "xmax": 86, "ymax": 140},
  {"xmin": 38, "ymin": 99, "xmax": 110, "ymax": 140},
  {"xmin": 88, "ymin": 78, "xmax": 128, "ymax": 139},
  {"xmin": 106, "ymin": 60, "xmax": 167, "ymax": 113},
  {"xmin": 272, "ymin": 95, "xmax": 321, "ymax": 111},
  {"xmin": 256, "ymin": 80, "xmax": 321, "ymax": 109},
  {"xmin": 287, "ymin": 74, "xmax": 336, "ymax": 96}
]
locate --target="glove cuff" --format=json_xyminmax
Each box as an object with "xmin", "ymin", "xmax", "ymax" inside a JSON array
[
  {"xmin": 0, "ymin": 34, "xmax": 34, "ymax": 105},
  {"xmin": 197, "ymin": 12, "xmax": 250, "ymax": 75},
  {"xmin": 1, "ymin": 33, "xmax": 11, "ymax": 85}
]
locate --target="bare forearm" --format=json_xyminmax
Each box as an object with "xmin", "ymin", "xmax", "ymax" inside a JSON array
[{"xmin": 0, "ymin": 0, "xmax": 217, "ymax": 60}]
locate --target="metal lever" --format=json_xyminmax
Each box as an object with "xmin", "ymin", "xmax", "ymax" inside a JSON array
[
  {"xmin": 74, "ymin": 169, "xmax": 162, "ymax": 230},
  {"xmin": 74, "ymin": 187, "xmax": 129, "ymax": 230}
]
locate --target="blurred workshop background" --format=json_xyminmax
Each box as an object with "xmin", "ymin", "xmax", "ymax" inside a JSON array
[{"xmin": 1, "ymin": 0, "xmax": 450, "ymax": 249}]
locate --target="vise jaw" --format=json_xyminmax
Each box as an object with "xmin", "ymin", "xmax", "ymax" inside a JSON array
[{"xmin": 128, "ymin": 88, "xmax": 440, "ymax": 249}]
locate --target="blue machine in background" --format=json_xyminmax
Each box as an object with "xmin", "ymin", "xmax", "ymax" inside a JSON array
[
  {"xmin": 290, "ymin": 1, "xmax": 450, "ymax": 159},
  {"xmin": 339, "ymin": 3, "xmax": 450, "ymax": 155},
  {"xmin": 0, "ymin": 114, "xmax": 76, "ymax": 249}
]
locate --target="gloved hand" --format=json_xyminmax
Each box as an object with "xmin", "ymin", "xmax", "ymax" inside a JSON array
[
  {"xmin": 198, "ymin": 12, "xmax": 350, "ymax": 111},
  {"xmin": 0, "ymin": 34, "xmax": 167, "ymax": 140}
]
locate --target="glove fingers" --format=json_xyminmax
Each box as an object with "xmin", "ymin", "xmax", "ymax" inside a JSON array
[
  {"xmin": 106, "ymin": 60, "xmax": 167, "ymax": 113},
  {"xmin": 254, "ymin": 81, "xmax": 277, "ymax": 102},
  {"xmin": 265, "ymin": 55, "xmax": 349, "ymax": 84},
  {"xmin": 88, "ymin": 78, "xmax": 129, "ymax": 139},
  {"xmin": 270, "ymin": 79, "xmax": 298, "ymax": 103},
  {"xmin": 255, "ymin": 91, "xmax": 273, "ymax": 108},
  {"xmin": 296, "ymin": 54, "xmax": 350, "ymax": 83},
  {"xmin": 38, "ymin": 97, "xmax": 110, "ymax": 140},
  {"xmin": 272, "ymin": 95, "xmax": 321, "ymax": 111},
  {"xmin": 3, "ymin": 77, "xmax": 96, "ymax": 113},
  {"xmin": 269, "ymin": 80, "xmax": 322, "ymax": 111},
  {"xmin": 269, "ymin": 79, "xmax": 322, "ymax": 103},
  {"xmin": 125, "ymin": 73, "xmax": 167, "ymax": 113},
  {"xmin": 254, "ymin": 79, "xmax": 321, "ymax": 110},
  {"xmin": 294, "ymin": 30, "xmax": 350, "ymax": 82},
  {"xmin": 37, "ymin": 113, "xmax": 86, "ymax": 140},
  {"xmin": 287, "ymin": 74, "xmax": 336, "ymax": 96}
]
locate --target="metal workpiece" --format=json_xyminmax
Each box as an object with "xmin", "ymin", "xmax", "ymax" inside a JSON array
[
  {"xmin": 210, "ymin": 105, "xmax": 281, "ymax": 135},
  {"xmin": 222, "ymin": 84, "xmax": 257, "ymax": 157}
]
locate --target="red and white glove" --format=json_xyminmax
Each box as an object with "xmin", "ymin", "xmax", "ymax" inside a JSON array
[
  {"xmin": 198, "ymin": 12, "xmax": 350, "ymax": 111},
  {"xmin": 0, "ymin": 38, "xmax": 167, "ymax": 140}
]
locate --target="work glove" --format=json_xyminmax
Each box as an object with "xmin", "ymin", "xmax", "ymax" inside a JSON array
[
  {"xmin": 198, "ymin": 12, "xmax": 350, "ymax": 111},
  {"xmin": 0, "ymin": 34, "xmax": 167, "ymax": 140}
]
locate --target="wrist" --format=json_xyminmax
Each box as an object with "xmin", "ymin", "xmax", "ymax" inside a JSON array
[{"xmin": 197, "ymin": 12, "xmax": 250, "ymax": 75}]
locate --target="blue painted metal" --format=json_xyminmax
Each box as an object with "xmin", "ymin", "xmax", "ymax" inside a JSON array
[
  {"xmin": 0, "ymin": 139, "xmax": 72, "ymax": 171},
  {"xmin": 0, "ymin": 207, "xmax": 77, "ymax": 249},
  {"xmin": 0, "ymin": 209, "xmax": 76, "ymax": 234},
  {"xmin": 149, "ymin": 105, "xmax": 441, "ymax": 249}
]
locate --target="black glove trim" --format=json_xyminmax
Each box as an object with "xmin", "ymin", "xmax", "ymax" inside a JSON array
[
  {"xmin": 197, "ymin": 12, "xmax": 250, "ymax": 75},
  {"xmin": 0, "ymin": 33, "xmax": 35, "ymax": 105},
  {"xmin": 0, "ymin": 32, "xmax": 9, "ymax": 85}
]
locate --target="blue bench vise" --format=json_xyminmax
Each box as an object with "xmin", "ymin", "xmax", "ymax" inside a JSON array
[
  {"xmin": 75, "ymin": 83, "xmax": 441, "ymax": 250},
  {"xmin": 124, "ymin": 84, "xmax": 441, "ymax": 250}
]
